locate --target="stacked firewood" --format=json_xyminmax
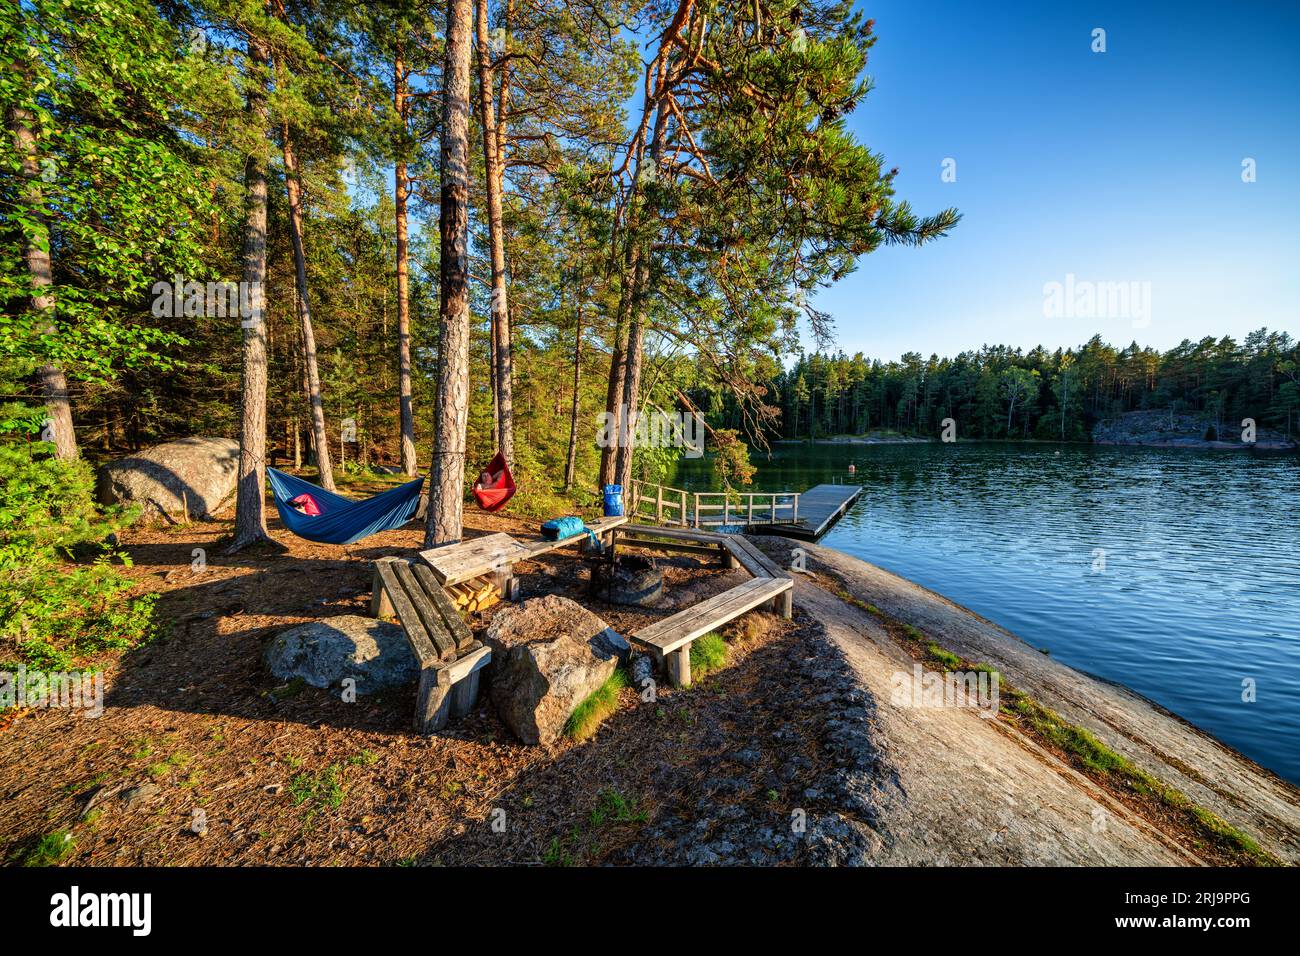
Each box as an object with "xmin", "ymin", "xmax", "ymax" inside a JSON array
[{"xmin": 447, "ymin": 578, "xmax": 500, "ymax": 614}]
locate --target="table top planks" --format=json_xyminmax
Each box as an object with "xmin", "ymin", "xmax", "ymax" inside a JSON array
[{"xmin": 418, "ymin": 532, "xmax": 528, "ymax": 586}]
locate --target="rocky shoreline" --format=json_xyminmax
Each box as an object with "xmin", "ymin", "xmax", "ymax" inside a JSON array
[
  {"xmin": 756, "ymin": 537, "xmax": 1300, "ymax": 865},
  {"xmin": 1092, "ymin": 409, "xmax": 1297, "ymax": 451}
]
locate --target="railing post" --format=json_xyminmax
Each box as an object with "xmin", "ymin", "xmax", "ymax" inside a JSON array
[
  {"xmin": 747, "ymin": 495, "xmax": 754, "ymax": 526},
  {"xmin": 771, "ymin": 494, "xmax": 777, "ymax": 523},
  {"xmin": 693, "ymin": 492, "xmax": 700, "ymax": 529},
  {"xmin": 724, "ymin": 495, "xmax": 730, "ymax": 526},
  {"xmin": 680, "ymin": 490, "xmax": 686, "ymax": 528},
  {"xmin": 792, "ymin": 494, "xmax": 799, "ymax": 525},
  {"xmin": 656, "ymin": 484, "xmax": 663, "ymax": 524}
]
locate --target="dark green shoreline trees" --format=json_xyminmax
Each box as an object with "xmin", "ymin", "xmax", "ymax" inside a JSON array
[{"xmin": 762, "ymin": 331, "xmax": 1300, "ymax": 442}]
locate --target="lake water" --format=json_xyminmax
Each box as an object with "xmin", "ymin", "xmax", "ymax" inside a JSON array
[{"xmin": 671, "ymin": 442, "xmax": 1300, "ymax": 784}]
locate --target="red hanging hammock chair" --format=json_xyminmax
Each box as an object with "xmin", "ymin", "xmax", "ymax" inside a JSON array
[{"xmin": 473, "ymin": 451, "xmax": 516, "ymax": 512}]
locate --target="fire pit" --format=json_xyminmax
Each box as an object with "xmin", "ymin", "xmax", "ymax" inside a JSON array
[{"xmin": 590, "ymin": 553, "xmax": 664, "ymax": 607}]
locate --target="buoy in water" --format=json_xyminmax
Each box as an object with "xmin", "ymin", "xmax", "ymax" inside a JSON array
[{"xmin": 848, "ymin": 463, "xmax": 856, "ymax": 474}]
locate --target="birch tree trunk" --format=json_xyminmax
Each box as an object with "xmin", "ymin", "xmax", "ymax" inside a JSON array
[
  {"xmin": 7, "ymin": 99, "xmax": 77, "ymax": 460},
  {"xmin": 476, "ymin": 0, "xmax": 514, "ymax": 464},
  {"xmin": 229, "ymin": 34, "xmax": 272, "ymax": 551},
  {"xmin": 394, "ymin": 43, "xmax": 418, "ymax": 476},
  {"xmin": 281, "ymin": 124, "xmax": 336, "ymax": 490},
  {"xmin": 425, "ymin": 0, "xmax": 474, "ymax": 548}
]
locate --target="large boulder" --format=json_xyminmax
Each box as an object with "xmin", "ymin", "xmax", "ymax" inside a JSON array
[
  {"xmin": 484, "ymin": 595, "xmax": 625, "ymax": 745},
  {"xmin": 97, "ymin": 436, "xmax": 240, "ymax": 519},
  {"xmin": 264, "ymin": 615, "xmax": 418, "ymax": 694}
]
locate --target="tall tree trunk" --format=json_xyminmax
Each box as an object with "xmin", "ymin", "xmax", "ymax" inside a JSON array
[
  {"xmin": 598, "ymin": 240, "xmax": 635, "ymax": 489},
  {"xmin": 7, "ymin": 96, "xmax": 77, "ymax": 459},
  {"xmin": 613, "ymin": 252, "xmax": 650, "ymax": 488},
  {"xmin": 476, "ymin": 0, "xmax": 514, "ymax": 464},
  {"xmin": 281, "ymin": 124, "xmax": 336, "ymax": 491},
  {"xmin": 394, "ymin": 44, "xmax": 418, "ymax": 476},
  {"xmin": 564, "ymin": 288, "xmax": 584, "ymax": 489},
  {"xmin": 229, "ymin": 34, "xmax": 272, "ymax": 551},
  {"xmin": 425, "ymin": 0, "xmax": 474, "ymax": 548},
  {"xmin": 612, "ymin": 67, "xmax": 670, "ymax": 489}
]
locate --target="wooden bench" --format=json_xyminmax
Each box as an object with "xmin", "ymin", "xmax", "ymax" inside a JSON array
[
  {"xmin": 517, "ymin": 514, "xmax": 628, "ymax": 559},
  {"xmin": 629, "ymin": 575, "xmax": 793, "ymax": 687},
  {"xmin": 615, "ymin": 524, "xmax": 731, "ymax": 563},
  {"xmin": 721, "ymin": 536, "xmax": 795, "ymax": 617},
  {"xmin": 372, "ymin": 556, "xmax": 491, "ymax": 734}
]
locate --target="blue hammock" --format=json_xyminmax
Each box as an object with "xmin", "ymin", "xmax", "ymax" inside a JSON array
[{"xmin": 267, "ymin": 468, "xmax": 425, "ymax": 545}]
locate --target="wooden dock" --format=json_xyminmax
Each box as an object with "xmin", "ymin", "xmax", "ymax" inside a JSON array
[
  {"xmin": 629, "ymin": 480, "xmax": 861, "ymax": 541},
  {"xmin": 760, "ymin": 483, "xmax": 862, "ymax": 540}
]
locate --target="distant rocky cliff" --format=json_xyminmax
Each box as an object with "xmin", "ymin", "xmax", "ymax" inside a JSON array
[{"xmin": 1092, "ymin": 410, "xmax": 1297, "ymax": 450}]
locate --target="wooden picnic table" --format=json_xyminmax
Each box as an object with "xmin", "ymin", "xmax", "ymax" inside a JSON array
[
  {"xmin": 418, "ymin": 531, "xmax": 529, "ymax": 587},
  {"xmin": 418, "ymin": 516, "xmax": 629, "ymax": 587}
]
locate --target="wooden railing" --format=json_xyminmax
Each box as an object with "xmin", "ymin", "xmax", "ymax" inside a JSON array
[{"xmin": 628, "ymin": 480, "xmax": 799, "ymax": 528}]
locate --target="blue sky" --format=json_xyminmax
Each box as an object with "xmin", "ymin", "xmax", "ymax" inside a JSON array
[{"xmin": 811, "ymin": 0, "xmax": 1300, "ymax": 361}]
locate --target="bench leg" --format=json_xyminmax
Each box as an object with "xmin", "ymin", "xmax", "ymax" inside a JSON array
[
  {"xmin": 450, "ymin": 668, "xmax": 481, "ymax": 719},
  {"xmin": 371, "ymin": 561, "xmax": 396, "ymax": 618},
  {"xmin": 665, "ymin": 646, "xmax": 692, "ymax": 688},
  {"xmin": 494, "ymin": 565, "xmax": 519, "ymax": 601},
  {"xmin": 778, "ymin": 589, "xmax": 793, "ymax": 620},
  {"xmin": 415, "ymin": 666, "xmax": 453, "ymax": 735}
]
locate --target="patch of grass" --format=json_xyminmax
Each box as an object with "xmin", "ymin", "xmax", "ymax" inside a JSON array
[
  {"xmin": 268, "ymin": 677, "xmax": 307, "ymax": 701},
  {"xmin": 925, "ymin": 642, "xmax": 963, "ymax": 671},
  {"xmin": 348, "ymin": 749, "xmax": 379, "ymax": 767},
  {"xmin": 1002, "ymin": 688, "xmax": 1278, "ymax": 864},
  {"xmin": 145, "ymin": 751, "xmax": 192, "ymax": 780},
  {"xmin": 689, "ymin": 632, "xmax": 728, "ymax": 680},
  {"xmin": 1004, "ymin": 691, "xmax": 1128, "ymax": 774},
  {"xmin": 21, "ymin": 830, "xmax": 75, "ymax": 866},
  {"xmin": 565, "ymin": 669, "xmax": 627, "ymax": 742},
  {"xmin": 62, "ymin": 772, "xmax": 110, "ymax": 797},
  {"xmin": 288, "ymin": 765, "xmax": 346, "ymax": 817},
  {"xmin": 589, "ymin": 787, "xmax": 646, "ymax": 826},
  {"xmin": 1190, "ymin": 807, "xmax": 1269, "ymax": 859},
  {"xmin": 542, "ymin": 835, "xmax": 574, "ymax": 867}
]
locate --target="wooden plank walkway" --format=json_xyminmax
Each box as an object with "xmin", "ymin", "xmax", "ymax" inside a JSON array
[{"xmin": 752, "ymin": 483, "xmax": 862, "ymax": 540}]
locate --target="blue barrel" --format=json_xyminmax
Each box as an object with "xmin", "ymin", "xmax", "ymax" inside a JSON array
[{"xmin": 602, "ymin": 484, "xmax": 624, "ymax": 517}]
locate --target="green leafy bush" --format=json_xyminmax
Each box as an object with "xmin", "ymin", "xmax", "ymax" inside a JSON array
[{"xmin": 0, "ymin": 443, "xmax": 155, "ymax": 670}]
